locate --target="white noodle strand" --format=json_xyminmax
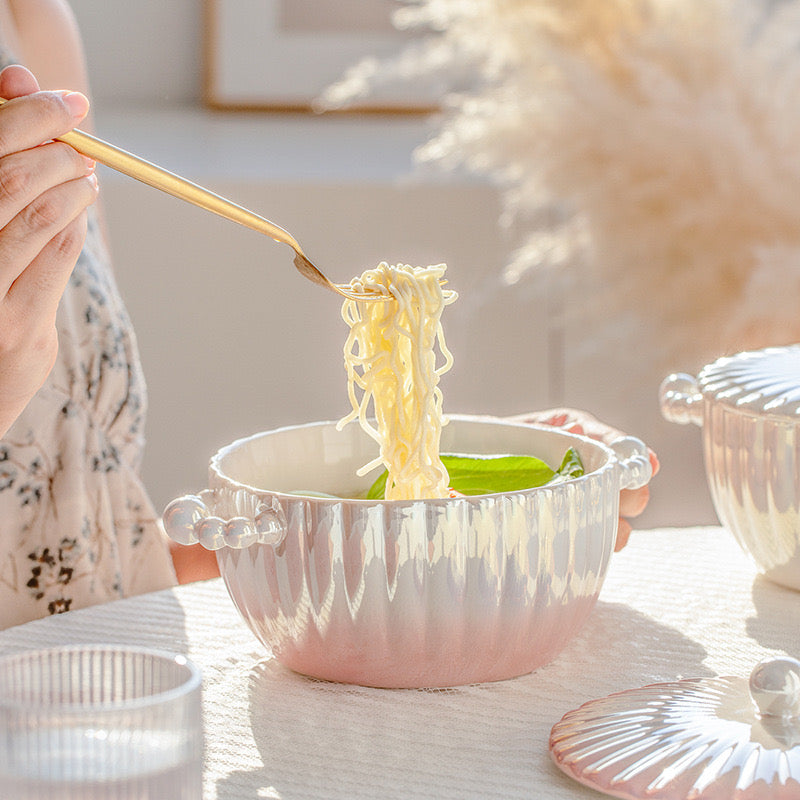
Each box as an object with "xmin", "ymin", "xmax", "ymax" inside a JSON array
[{"xmin": 337, "ymin": 262, "xmax": 457, "ymax": 500}]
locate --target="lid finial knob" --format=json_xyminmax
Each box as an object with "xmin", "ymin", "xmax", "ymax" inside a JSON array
[{"xmin": 749, "ymin": 656, "xmax": 800, "ymax": 718}]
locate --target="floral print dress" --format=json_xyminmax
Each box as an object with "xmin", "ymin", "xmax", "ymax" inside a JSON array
[{"xmin": 0, "ymin": 54, "xmax": 177, "ymax": 627}]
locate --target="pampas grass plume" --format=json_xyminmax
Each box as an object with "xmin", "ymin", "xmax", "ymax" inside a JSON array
[{"xmin": 321, "ymin": 0, "xmax": 800, "ymax": 364}]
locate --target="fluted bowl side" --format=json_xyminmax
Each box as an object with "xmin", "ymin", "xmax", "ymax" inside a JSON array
[
  {"xmin": 205, "ymin": 416, "xmax": 626, "ymax": 687},
  {"xmin": 703, "ymin": 401, "xmax": 800, "ymax": 591}
]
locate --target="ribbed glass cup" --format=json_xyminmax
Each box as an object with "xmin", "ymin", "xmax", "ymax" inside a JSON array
[{"xmin": 0, "ymin": 646, "xmax": 203, "ymax": 800}]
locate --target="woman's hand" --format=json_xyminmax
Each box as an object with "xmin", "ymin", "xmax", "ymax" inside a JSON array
[
  {"xmin": 169, "ymin": 540, "xmax": 221, "ymax": 585},
  {"xmin": 508, "ymin": 408, "xmax": 660, "ymax": 551},
  {"xmin": 0, "ymin": 64, "xmax": 98, "ymax": 437}
]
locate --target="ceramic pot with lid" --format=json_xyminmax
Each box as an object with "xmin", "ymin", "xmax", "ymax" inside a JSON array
[{"xmin": 660, "ymin": 345, "xmax": 800, "ymax": 591}]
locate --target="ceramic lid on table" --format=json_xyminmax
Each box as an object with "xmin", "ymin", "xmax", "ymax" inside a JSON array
[{"xmin": 549, "ymin": 656, "xmax": 800, "ymax": 799}]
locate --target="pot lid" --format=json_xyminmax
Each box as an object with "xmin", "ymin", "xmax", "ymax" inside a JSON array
[
  {"xmin": 549, "ymin": 656, "xmax": 800, "ymax": 799},
  {"xmin": 698, "ymin": 345, "xmax": 800, "ymax": 418}
]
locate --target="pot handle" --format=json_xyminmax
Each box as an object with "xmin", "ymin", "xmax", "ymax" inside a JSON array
[
  {"xmin": 659, "ymin": 373, "xmax": 703, "ymax": 426},
  {"xmin": 611, "ymin": 436, "xmax": 653, "ymax": 491},
  {"xmin": 162, "ymin": 490, "xmax": 287, "ymax": 550}
]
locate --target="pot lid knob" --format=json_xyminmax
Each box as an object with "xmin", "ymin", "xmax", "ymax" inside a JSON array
[{"xmin": 750, "ymin": 656, "xmax": 800, "ymax": 719}]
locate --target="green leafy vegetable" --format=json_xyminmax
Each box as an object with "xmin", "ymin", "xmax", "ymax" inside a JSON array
[
  {"xmin": 364, "ymin": 471, "xmax": 390, "ymax": 500},
  {"xmin": 551, "ymin": 448, "xmax": 586, "ymax": 483},
  {"xmin": 364, "ymin": 449, "xmax": 584, "ymax": 499}
]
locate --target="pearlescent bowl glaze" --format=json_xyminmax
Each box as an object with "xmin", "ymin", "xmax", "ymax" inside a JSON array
[
  {"xmin": 550, "ymin": 657, "xmax": 800, "ymax": 799},
  {"xmin": 163, "ymin": 416, "xmax": 651, "ymax": 688},
  {"xmin": 661, "ymin": 346, "xmax": 800, "ymax": 591}
]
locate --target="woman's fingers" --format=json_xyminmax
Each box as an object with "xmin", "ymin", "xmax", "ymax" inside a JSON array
[
  {"xmin": 615, "ymin": 518, "xmax": 632, "ymax": 552},
  {"xmin": 619, "ymin": 485, "xmax": 650, "ymax": 519},
  {"xmin": 0, "ymin": 63, "xmax": 95, "ymax": 304},
  {"xmin": 2, "ymin": 173, "xmax": 98, "ymax": 313},
  {"xmin": 0, "ymin": 88, "xmax": 88, "ymax": 158},
  {"xmin": 0, "ymin": 140, "xmax": 94, "ymax": 232}
]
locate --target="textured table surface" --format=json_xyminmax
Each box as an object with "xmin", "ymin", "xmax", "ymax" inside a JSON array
[{"xmin": 0, "ymin": 526, "xmax": 797, "ymax": 800}]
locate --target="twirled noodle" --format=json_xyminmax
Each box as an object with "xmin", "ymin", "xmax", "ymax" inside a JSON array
[{"xmin": 337, "ymin": 262, "xmax": 458, "ymax": 500}]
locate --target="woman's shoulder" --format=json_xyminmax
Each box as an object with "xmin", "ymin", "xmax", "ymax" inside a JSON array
[{"xmin": 7, "ymin": 0, "xmax": 90, "ymax": 95}]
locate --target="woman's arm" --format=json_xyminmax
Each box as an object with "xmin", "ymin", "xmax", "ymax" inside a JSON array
[{"xmin": 7, "ymin": 0, "xmax": 91, "ymax": 99}]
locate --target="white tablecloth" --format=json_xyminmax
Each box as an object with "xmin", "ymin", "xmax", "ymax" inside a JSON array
[{"xmin": 0, "ymin": 526, "xmax": 797, "ymax": 799}]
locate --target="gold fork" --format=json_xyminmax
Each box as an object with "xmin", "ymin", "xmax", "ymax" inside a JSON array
[{"xmin": 0, "ymin": 97, "xmax": 383, "ymax": 302}]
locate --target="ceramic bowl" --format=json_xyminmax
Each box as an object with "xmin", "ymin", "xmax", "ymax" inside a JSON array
[
  {"xmin": 661, "ymin": 345, "xmax": 800, "ymax": 591},
  {"xmin": 163, "ymin": 415, "xmax": 651, "ymax": 688}
]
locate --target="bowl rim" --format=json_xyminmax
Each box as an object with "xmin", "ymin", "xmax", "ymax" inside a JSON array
[{"xmin": 208, "ymin": 413, "xmax": 619, "ymax": 504}]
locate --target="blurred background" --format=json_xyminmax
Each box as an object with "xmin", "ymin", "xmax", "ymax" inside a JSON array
[{"xmin": 67, "ymin": 0, "xmax": 716, "ymax": 527}]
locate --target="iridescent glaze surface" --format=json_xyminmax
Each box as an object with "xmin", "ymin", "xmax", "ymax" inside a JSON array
[
  {"xmin": 550, "ymin": 657, "xmax": 800, "ymax": 799},
  {"xmin": 164, "ymin": 416, "xmax": 650, "ymax": 688},
  {"xmin": 661, "ymin": 346, "xmax": 800, "ymax": 591}
]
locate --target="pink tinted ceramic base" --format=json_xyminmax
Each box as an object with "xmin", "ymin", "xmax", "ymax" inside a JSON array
[
  {"xmin": 222, "ymin": 562, "xmax": 597, "ymax": 689},
  {"xmin": 239, "ymin": 592, "xmax": 599, "ymax": 689}
]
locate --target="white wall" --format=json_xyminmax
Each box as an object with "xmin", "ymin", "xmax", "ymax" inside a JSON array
[
  {"xmin": 70, "ymin": 0, "xmax": 201, "ymax": 105},
  {"xmin": 67, "ymin": 2, "xmax": 717, "ymax": 528}
]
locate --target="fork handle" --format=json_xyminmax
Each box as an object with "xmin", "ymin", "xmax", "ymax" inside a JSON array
[{"xmin": 0, "ymin": 97, "xmax": 303, "ymax": 254}]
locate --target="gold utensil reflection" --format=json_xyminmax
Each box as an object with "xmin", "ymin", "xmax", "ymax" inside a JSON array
[{"xmin": 0, "ymin": 97, "xmax": 383, "ymax": 302}]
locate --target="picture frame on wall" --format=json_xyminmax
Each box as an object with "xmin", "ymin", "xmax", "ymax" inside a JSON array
[{"xmin": 204, "ymin": 0, "xmax": 441, "ymax": 113}]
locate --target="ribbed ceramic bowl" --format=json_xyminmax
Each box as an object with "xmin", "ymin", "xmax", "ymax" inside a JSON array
[
  {"xmin": 163, "ymin": 415, "xmax": 651, "ymax": 688},
  {"xmin": 661, "ymin": 345, "xmax": 800, "ymax": 591}
]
